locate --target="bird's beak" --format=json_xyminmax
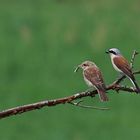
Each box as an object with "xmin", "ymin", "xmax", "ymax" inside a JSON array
[
  {"xmin": 106, "ymin": 50, "xmax": 109, "ymax": 54},
  {"xmin": 74, "ymin": 65, "xmax": 81, "ymax": 72}
]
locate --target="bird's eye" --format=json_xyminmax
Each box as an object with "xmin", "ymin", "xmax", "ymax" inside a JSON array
[{"xmin": 83, "ymin": 64, "xmax": 87, "ymax": 66}]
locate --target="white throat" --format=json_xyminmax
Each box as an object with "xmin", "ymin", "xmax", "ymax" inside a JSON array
[{"xmin": 110, "ymin": 54, "xmax": 122, "ymax": 73}]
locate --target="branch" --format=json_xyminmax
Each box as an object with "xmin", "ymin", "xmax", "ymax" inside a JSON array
[{"xmin": 0, "ymin": 51, "xmax": 139, "ymax": 119}]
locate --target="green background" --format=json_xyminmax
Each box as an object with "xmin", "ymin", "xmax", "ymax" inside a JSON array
[{"xmin": 0, "ymin": 0, "xmax": 140, "ymax": 140}]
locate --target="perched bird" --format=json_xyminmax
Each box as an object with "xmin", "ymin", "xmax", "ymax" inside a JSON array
[
  {"xmin": 106, "ymin": 48, "xmax": 140, "ymax": 93},
  {"xmin": 75, "ymin": 61, "xmax": 108, "ymax": 102}
]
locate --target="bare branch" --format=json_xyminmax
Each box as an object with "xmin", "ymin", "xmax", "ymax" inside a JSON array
[
  {"xmin": 0, "ymin": 70, "xmax": 139, "ymax": 120},
  {"xmin": 0, "ymin": 50, "xmax": 139, "ymax": 119},
  {"xmin": 130, "ymin": 50, "xmax": 139, "ymax": 69}
]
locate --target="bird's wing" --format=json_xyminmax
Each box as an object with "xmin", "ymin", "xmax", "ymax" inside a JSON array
[
  {"xmin": 84, "ymin": 66, "xmax": 106, "ymax": 91},
  {"xmin": 113, "ymin": 56, "xmax": 134, "ymax": 80}
]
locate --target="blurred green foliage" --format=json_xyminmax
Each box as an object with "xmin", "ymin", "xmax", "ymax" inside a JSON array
[{"xmin": 0, "ymin": 0, "xmax": 140, "ymax": 140}]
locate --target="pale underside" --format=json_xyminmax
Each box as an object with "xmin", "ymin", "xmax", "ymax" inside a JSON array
[
  {"xmin": 110, "ymin": 54, "xmax": 136, "ymax": 88},
  {"xmin": 111, "ymin": 55, "xmax": 122, "ymax": 73}
]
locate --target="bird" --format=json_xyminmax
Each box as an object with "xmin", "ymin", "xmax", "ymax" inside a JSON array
[
  {"xmin": 75, "ymin": 61, "xmax": 108, "ymax": 102},
  {"xmin": 106, "ymin": 48, "xmax": 140, "ymax": 93}
]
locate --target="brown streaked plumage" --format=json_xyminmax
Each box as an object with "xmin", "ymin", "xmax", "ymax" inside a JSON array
[{"xmin": 75, "ymin": 61, "xmax": 108, "ymax": 102}]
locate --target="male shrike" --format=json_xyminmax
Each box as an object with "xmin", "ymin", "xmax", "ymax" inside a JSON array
[
  {"xmin": 75, "ymin": 61, "xmax": 108, "ymax": 102},
  {"xmin": 106, "ymin": 48, "xmax": 140, "ymax": 93}
]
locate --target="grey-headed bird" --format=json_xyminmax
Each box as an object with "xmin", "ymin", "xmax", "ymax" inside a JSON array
[
  {"xmin": 106, "ymin": 48, "xmax": 140, "ymax": 93},
  {"xmin": 75, "ymin": 61, "xmax": 108, "ymax": 102}
]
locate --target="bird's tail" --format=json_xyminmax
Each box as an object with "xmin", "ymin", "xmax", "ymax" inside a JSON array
[
  {"xmin": 130, "ymin": 78, "xmax": 140, "ymax": 93},
  {"xmin": 98, "ymin": 90, "xmax": 109, "ymax": 102}
]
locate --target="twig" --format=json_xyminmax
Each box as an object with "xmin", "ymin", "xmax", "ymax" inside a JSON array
[
  {"xmin": 130, "ymin": 50, "xmax": 139, "ymax": 69},
  {"xmin": 69, "ymin": 101, "xmax": 110, "ymax": 110},
  {"xmin": 106, "ymin": 70, "xmax": 140, "ymax": 92}
]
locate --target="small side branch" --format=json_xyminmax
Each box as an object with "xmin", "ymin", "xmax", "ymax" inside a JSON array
[
  {"xmin": 130, "ymin": 50, "xmax": 139, "ymax": 69},
  {"xmin": 69, "ymin": 101, "xmax": 110, "ymax": 110}
]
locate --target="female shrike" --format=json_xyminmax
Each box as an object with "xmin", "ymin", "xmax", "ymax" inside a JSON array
[
  {"xmin": 106, "ymin": 48, "xmax": 140, "ymax": 93},
  {"xmin": 75, "ymin": 61, "xmax": 108, "ymax": 102}
]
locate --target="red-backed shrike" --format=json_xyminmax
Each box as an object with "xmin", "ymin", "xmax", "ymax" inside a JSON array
[
  {"xmin": 75, "ymin": 61, "xmax": 108, "ymax": 102},
  {"xmin": 106, "ymin": 48, "xmax": 140, "ymax": 93}
]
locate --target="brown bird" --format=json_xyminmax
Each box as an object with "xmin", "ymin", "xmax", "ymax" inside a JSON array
[
  {"xmin": 106, "ymin": 48, "xmax": 140, "ymax": 93},
  {"xmin": 75, "ymin": 61, "xmax": 108, "ymax": 102}
]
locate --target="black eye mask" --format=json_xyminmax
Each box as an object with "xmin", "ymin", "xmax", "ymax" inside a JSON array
[{"xmin": 109, "ymin": 50, "xmax": 117, "ymax": 55}]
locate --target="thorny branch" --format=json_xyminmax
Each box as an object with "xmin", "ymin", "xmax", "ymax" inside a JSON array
[{"xmin": 0, "ymin": 51, "xmax": 139, "ymax": 119}]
